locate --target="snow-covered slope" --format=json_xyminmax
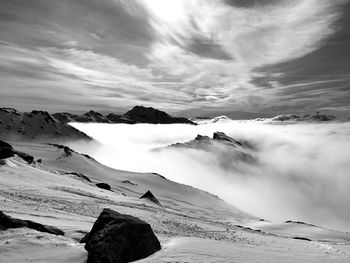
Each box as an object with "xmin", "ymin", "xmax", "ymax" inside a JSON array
[
  {"xmin": 191, "ymin": 115, "xmax": 232, "ymax": 124},
  {"xmin": 1, "ymin": 141, "xmax": 350, "ymax": 262}
]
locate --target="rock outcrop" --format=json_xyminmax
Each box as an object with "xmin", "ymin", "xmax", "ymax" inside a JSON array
[
  {"xmin": 0, "ymin": 211, "xmax": 64, "ymax": 235},
  {"xmin": 140, "ymin": 190, "xmax": 161, "ymax": 206},
  {"xmin": 81, "ymin": 208, "xmax": 161, "ymax": 263},
  {"xmin": 0, "ymin": 140, "xmax": 15, "ymax": 159},
  {"xmin": 166, "ymin": 132, "xmax": 256, "ymax": 163},
  {"xmin": 95, "ymin": 183, "xmax": 111, "ymax": 191},
  {"xmin": 0, "ymin": 140, "xmax": 34, "ymax": 163},
  {"xmin": 15, "ymin": 151, "xmax": 34, "ymax": 164}
]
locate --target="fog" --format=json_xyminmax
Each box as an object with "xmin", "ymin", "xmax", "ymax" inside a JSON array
[{"xmin": 70, "ymin": 121, "xmax": 350, "ymax": 231}]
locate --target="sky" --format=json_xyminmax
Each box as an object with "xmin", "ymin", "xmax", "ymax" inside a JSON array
[{"xmin": 0, "ymin": 0, "xmax": 349, "ymax": 117}]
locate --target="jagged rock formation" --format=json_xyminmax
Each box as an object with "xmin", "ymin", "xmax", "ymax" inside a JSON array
[
  {"xmin": 0, "ymin": 211, "xmax": 64, "ymax": 235},
  {"xmin": 81, "ymin": 208, "xmax": 161, "ymax": 263},
  {"xmin": 171, "ymin": 131, "xmax": 247, "ymax": 149},
  {"xmin": 140, "ymin": 190, "xmax": 161, "ymax": 206},
  {"xmin": 166, "ymin": 132, "xmax": 256, "ymax": 163},
  {"xmin": 0, "ymin": 108, "xmax": 91, "ymax": 141}
]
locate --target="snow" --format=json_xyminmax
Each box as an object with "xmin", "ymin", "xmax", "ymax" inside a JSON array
[{"xmin": 1, "ymin": 141, "xmax": 350, "ymax": 262}]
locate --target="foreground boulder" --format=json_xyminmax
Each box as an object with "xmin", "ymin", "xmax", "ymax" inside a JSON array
[
  {"xmin": 0, "ymin": 211, "xmax": 64, "ymax": 235},
  {"xmin": 81, "ymin": 208, "xmax": 161, "ymax": 263},
  {"xmin": 0, "ymin": 140, "xmax": 15, "ymax": 159}
]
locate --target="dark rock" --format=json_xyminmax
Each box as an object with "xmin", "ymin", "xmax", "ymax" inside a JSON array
[
  {"xmin": 96, "ymin": 183, "xmax": 111, "ymax": 191},
  {"xmin": 0, "ymin": 140, "xmax": 15, "ymax": 159},
  {"xmin": 0, "ymin": 211, "xmax": 64, "ymax": 235},
  {"xmin": 140, "ymin": 190, "xmax": 161, "ymax": 206},
  {"xmin": 213, "ymin": 132, "xmax": 243, "ymax": 146},
  {"xmin": 293, "ymin": 236, "xmax": 312, "ymax": 241},
  {"xmin": 15, "ymin": 151, "xmax": 34, "ymax": 164},
  {"xmin": 37, "ymin": 159, "xmax": 42, "ymax": 163},
  {"xmin": 284, "ymin": 220, "xmax": 316, "ymax": 227},
  {"xmin": 81, "ymin": 208, "xmax": 161, "ymax": 263},
  {"xmin": 195, "ymin": 134, "xmax": 210, "ymax": 141}
]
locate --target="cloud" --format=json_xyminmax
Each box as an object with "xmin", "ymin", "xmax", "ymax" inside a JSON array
[
  {"xmin": 0, "ymin": 0, "xmax": 349, "ymax": 114},
  {"xmin": 142, "ymin": 0, "xmax": 344, "ymax": 109},
  {"xmin": 69, "ymin": 121, "xmax": 350, "ymax": 232}
]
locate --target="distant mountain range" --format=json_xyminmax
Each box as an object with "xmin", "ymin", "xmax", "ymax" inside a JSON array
[
  {"xmin": 53, "ymin": 106, "xmax": 195, "ymax": 125},
  {"xmin": 0, "ymin": 106, "xmax": 195, "ymax": 141}
]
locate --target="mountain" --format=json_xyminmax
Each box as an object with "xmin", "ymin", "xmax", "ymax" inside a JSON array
[
  {"xmin": 0, "ymin": 108, "xmax": 91, "ymax": 141},
  {"xmin": 190, "ymin": 115, "xmax": 232, "ymax": 124},
  {"xmin": 121, "ymin": 106, "xmax": 196, "ymax": 125},
  {"xmin": 54, "ymin": 106, "xmax": 196, "ymax": 125},
  {"xmin": 0, "ymin": 106, "xmax": 195, "ymax": 142},
  {"xmin": 271, "ymin": 113, "xmax": 336, "ymax": 122},
  {"xmin": 163, "ymin": 131, "xmax": 256, "ymax": 164}
]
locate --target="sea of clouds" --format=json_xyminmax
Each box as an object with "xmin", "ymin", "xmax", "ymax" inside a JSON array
[{"xmin": 70, "ymin": 120, "xmax": 350, "ymax": 231}]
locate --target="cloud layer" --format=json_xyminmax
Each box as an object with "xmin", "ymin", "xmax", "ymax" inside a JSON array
[
  {"xmin": 0, "ymin": 0, "xmax": 349, "ymax": 115},
  {"xmin": 70, "ymin": 121, "xmax": 350, "ymax": 232}
]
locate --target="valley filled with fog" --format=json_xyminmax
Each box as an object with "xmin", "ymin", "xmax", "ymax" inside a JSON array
[{"xmin": 71, "ymin": 120, "xmax": 350, "ymax": 232}]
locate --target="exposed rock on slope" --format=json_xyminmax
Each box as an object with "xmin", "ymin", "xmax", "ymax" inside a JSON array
[
  {"xmin": 0, "ymin": 140, "xmax": 15, "ymax": 159},
  {"xmin": 0, "ymin": 211, "xmax": 64, "ymax": 236},
  {"xmin": 81, "ymin": 208, "xmax": 161, "ymax": 263},
  {"xmin": 95, "ymin": 183, "xmax": 112, "ymax": 191},
  {"xmin": 140, "ymin": 190, "xmax": 162, "ymax": 206},
  {"xmin": 0, "ymin": 108, "xmax": 91, "ymax": 141},
  {"xmin": 0, "ymin": 140, "xmax": 34, "ymax": 164}
]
